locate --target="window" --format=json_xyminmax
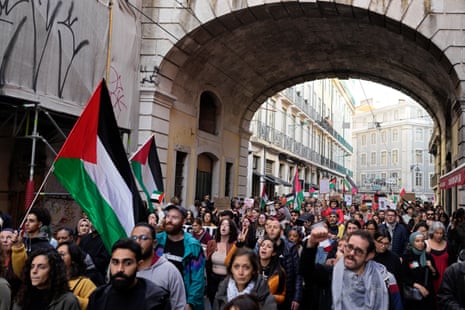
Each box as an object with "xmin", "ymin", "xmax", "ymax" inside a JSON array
[
  {"xmin": 381, "ymin": 131, "xmax": 386, "ymax": 144},
  {"xmin": 415, "ymin": 172, "xmax": 423, "ymax": 187},
  {"xmin": 415, "ymin": 128, "xmax": 423, "ymax": 141},
  {"xmin": 371, "ymin": 133, "xmax": 377, "ymax": 144},
  {"xmin": 361, "ymin": 135, "xmax": 367, "ymax": 146},
  {"xmin": 361, "ymin": 153, "xmax": 367, "ymax": 166},
  {"xmin": 416, "ymin": 150, "xmax": 423, "ymax": 164},
  {"xmin": 225, "ymin": 162, "xmax": 232, "ymax": 197},
  {"xmin": 430, "ymin": 154, "xmax": 434, "ymax": 165},
  {"xmin": 371, "ymin": 152, "xmax": 376, "ymax": 165},
  {"xmin": 391, "ymin": 150, "xmax": 398, "ymax": 165},
  {"xmin": 198, "ymin": 92, "xmax": 219, "ymax": 134},
  {"xmin": 392, "ymin": 129, "xmax": 398, "ymax": 142},
  {"xmin": 174, "ymin": 151, "xmax": 188, "ymax": 201},
  {"xmin": 380, "ymin": 151, "xmax": 387, "ymax": 165}
]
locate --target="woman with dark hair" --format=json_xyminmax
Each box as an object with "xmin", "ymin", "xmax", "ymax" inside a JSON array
[
  {"xmin": 223, "ymin": 294, "xmax": 262, "ymax": 310},
  {"xmin": 343, "ymin": 218, "xmax": 361, "ymax": 236},
  {"xmin": 213, "ymin": 247, "xmax": 276, "ymax": 310},
  {"xmin": 206, "ymin": 218, "xmax": 238, "ymax": 305},
  {"xmin": 56, "ymin": 242, "xmax": 96, "ymax": 310},
  {"xmin": 363, "ymin": 219, "xmax": 378, "ymax": 238},
  {"xmin": 258, "ymin": 238, "xmax": 286, "ymax": 305},
  {"xmin": 373, "ymin": 228, "xmax": 402, "ymax": 283},
  {"xmin": 13, "ymin": 247, "xmax": 79, "ymax": 310}
]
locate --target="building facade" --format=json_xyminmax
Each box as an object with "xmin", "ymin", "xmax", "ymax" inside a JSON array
[
  {"xmin": 248, "ymin": 79, "xmax": 354, "ymax": 199},
  {"xmin": 352, "ymin": 98, "xmax": 435, "ymax": 203}
]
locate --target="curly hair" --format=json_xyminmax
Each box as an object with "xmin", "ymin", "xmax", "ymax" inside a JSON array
[
  {"xmin": 16, "ymin": 247, "xmax": 70, "ymax": 308},
  {"xmin": 29, "ymin": 207, "xmax": 51, "ymax": 226},
  {"xmin": 56, "ymin": 242, "xmax": 86, "ymax": 279}
]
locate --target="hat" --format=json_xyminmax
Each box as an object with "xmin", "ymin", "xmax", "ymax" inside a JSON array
[{"xmin": 165, "ymin": 204, "xmax": 187, "ymax": 218}]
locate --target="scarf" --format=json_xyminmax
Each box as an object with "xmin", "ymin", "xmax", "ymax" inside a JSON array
[
  {"xmin": 332, "ymin": 259, "xmax": 389, "ymax": 310},
  {"xmin": 409, "ymin": 232, "xmax": 427, "ymax": 266},
  {"xmin": 226, "ymin": 277, "xmax": 255, "ymax": 301}
]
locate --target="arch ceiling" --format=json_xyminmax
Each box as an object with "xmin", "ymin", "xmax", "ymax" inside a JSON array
[{"xmin": 160, "ymin": 2, "xmax": 456, "ymax": 133}]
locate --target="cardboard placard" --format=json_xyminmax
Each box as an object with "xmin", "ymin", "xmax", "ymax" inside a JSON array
[{"xmin": 213, "ymin": 197, "xmax": 230, "ymax": 211}]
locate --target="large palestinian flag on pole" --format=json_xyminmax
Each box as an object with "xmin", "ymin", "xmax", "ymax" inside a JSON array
[
  {"xmin": 130, "ymin": 135, "xmax": 164, "ymax": 213},
  {"xmin": 293, "ymin": 169, "xmax": 304, "ymax": 211},
  {"xmin": 53, "ymin": 79, "xmax": 146, "ymax": 252}
]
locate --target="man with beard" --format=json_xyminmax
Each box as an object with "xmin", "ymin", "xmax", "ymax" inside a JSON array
[
  {"xmin": 155, "ymin": 204, "xmax": 205, "ymax": 310},
  {"xmin": 300, "ymin": 228, "xmax": 402, "ymax": 310},
  {"xmin": 131, "ymin": 222, "xmax": 186, "ymax": 310},
  {"xmin": 87, "ymin": 238, "xmax": 169, "ymax": 310}
]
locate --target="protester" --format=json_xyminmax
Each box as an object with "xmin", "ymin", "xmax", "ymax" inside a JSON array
[
  {"xmin": 258, "ymin": 237, "xmax": 286, "ymax": 305},
  {"xmin": 0, "ymin": 245, "xmax": 11, "ymax": 310},
  {"xmin": 87, "ymin": 238, "xmax": 169, "ymax": 310},
  {"xmin": 78, "ymin": 226, "xmax": 110, "ymax": 281},
  {"xmin": 222, "ymin": 294, "xmax": 263, "ymax": 310},
  {"xmin": 75, "ymin": 218, "xmax": 91, "ymax": 245},
  {"xmin": 22, "ymin": 207, "xmax": 54, "ymax": 254},
  {"xmin": 373, "ymin": 229, "xmax": 402, "ymax": 284},
  {"xmin": 300, "ymin": 227, "xmax": 402, "ymax": 310},
  {"xmin": 13, "ymin": 247, "xmax": 80, "ymax": 310},
  {"xmin": 437, "ymin": 256, "xmax": 465, "ymax": 309},
  {"xmin": 213, "ymin": 247, "xmax": 277, "ymax": 310},
  {"xmin": 131, "ymin": 223, "xmax": 186, "ymax": 310},
  {"xmin": 190, "ymin": 217, "xmax": 212, "ymax": 247},
  {"xmin": 426, "ymin": 221, "xmax": 452, "ymax": 295},
  {"xmin": 0, "ymin": 228, "xmax": 21, "ymax": 300},
  {"xmin": 206, "ymin": 218, "xmax": 238, "ymax": 305},
  {"xmin": 56, "ymin": 242, "xmax": 96, "ymax": 310},
  {"xmin": 260, "ymin": 217, "xmax": 302, "ymax": 310},
  {"xmin": 379, "ymin": 209, "xmax": 409, "ymax": 257},
  {"xmin": 56, "ymin": 227, "xmax": 75, "ymax": 245},
  {"xmin": 401, "ymin": 232, "xmax": 438, "ymax": 310},
  {"xmin": 155, "ymin": 204, "xmax": 205, "ymax": 310}
]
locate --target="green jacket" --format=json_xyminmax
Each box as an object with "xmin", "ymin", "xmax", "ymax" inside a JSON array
[{"xmin": 156, "ymin": 231, "xmax": 205, "ymax": 310}]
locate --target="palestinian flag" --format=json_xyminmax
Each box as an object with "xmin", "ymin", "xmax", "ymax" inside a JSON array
[
  {"xmin": 329, "ymin": 177, "xmax": 337, "ymax": 189},
  {"xmin": 260, "ymin": 184, "xmax": 268, "ymax": 211},
  {"xmin": 293, "ymin": 169, "xmax": 304, "ymax": 211},
  {"xmin": 130, "ymin": 135, "xmax": 164, "ymax": 213},
  {"xmin": 53, "ymin": 79, "xmax": 146, "ymax": 252}
]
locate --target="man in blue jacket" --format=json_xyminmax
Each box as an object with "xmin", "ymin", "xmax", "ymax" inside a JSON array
[{"xmin": 155, "ymin": 204, "xmax": 205, "ymax": 310}]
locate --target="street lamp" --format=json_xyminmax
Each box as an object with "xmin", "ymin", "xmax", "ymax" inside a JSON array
[{"xmin": 410, "ymin": 164, "xmax": 420, "ymax": 192}]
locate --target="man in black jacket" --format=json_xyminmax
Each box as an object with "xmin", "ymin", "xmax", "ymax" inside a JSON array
[
  {"xmin": 437, "ymin": 257, "xmax": 465, "ymax": 309},
  {"xmin": 88, "ymin": 238, "xmax": 169, "ymax": 310}
]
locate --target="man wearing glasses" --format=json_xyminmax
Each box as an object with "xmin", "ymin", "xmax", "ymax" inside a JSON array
[
  {"xmin": 131, "ymin": 222, "xmax": 186, "ymax": 310},
  {"xmin": 300, "ymin": 227, "xmax": 403, "ymax": 310}
]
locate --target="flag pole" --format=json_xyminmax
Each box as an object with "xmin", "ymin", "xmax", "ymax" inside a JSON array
[{"xmin": 18, "ymin": 165, "xmax": 55, "ymax": 229}]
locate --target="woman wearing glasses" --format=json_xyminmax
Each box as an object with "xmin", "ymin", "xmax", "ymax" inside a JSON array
[{"xmin": 373, "ymin": 229, "xmax": 402, "ymax": 284}]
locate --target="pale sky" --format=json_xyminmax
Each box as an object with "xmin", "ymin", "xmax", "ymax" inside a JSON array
[{"xmin": 347, "ymin": 79, "xmax": 414, "ymax": 106}]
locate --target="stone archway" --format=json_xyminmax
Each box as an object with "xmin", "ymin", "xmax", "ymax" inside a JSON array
[{"xmin": 140, "ymin": 0, "xmax": 464, "ymax": 205}]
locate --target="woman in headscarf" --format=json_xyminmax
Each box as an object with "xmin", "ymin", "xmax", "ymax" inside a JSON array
[{"xmin": 401, "ymin": 231, "xmax": 438, "ymax": 310}]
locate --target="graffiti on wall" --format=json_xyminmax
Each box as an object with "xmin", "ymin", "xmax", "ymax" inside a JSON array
[{"xmin": 0, "ymin": 0, "xmax": 90, "ymax": 97}]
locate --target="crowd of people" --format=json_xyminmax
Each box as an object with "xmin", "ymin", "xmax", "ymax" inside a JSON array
[{"xmin": 1, "ymin": 194, "xmax": 465, "ymax": 309}]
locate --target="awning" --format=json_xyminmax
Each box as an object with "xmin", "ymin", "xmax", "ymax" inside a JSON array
[
  {"xmin": 439, "ymin": 163, "xmax": 465, "ymax": 189},
  {"xmin": 266, "ymin": 174, "xmax": 292, "ymax": 187},
  {"xmin": 253, "ymin": 171, "xmax": 280, "ymax": 185}
]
